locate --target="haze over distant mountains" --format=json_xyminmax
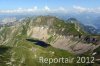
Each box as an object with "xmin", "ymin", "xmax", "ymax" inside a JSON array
[
  {"xmin": 0, "ymin": 12, "xmax": 100, "ymax": 27},
  {"xmin": 0, "ymin": 12, "xmax": 100, "ymax": 35}
]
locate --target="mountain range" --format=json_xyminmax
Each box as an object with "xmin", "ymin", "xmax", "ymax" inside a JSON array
[{"xmin": 0, "ymin": 16, "xmax": 100, "ymax": 66}]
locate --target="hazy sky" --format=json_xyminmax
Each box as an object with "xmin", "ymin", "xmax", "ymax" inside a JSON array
[{"xmin": 0, "ymin": 0, "xmax": 100, "ymax": 14}]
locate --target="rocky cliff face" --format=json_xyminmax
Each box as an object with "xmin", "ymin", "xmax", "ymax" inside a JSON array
[{"xmin": 26, "ymin": 16, "xmax": 100, "ymax": 54}]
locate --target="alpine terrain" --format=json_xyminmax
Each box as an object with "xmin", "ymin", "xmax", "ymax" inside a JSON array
[{"xmin": 0, "ymin": 16, "xmax": 100, "ymax": 66}]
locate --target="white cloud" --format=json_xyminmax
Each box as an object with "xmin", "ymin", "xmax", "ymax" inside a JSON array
[
  {"xmin": 44, "ymin": 6, "xmax": 67, "ymax": 13},
  {"xmin": 59, "ymin": 7, "xmax": 66, "ymax": 11},
  {"xmin": 44, "ymin": 6, "xmax": 50, "ymax": 12},
  {"xmin": 0, "ymin": 6, "xmax": 38, "ymax": 13},
  {"xmin": 0, "ymin": 6, "xmax": 67, "ymax": 14},
  {"xmin": 73, "ymin": 5, "xmax": 100, "ymax": 13},
  {"xmin": 73, "ymin": 5, "xmax": 87, "ymax": 13},
  {"xmin": 1, "ymin": 6, "xmax": 100, "ymax": 14},
  {"xmin": 58, "ymin": 7, "xmax": 67, "ymax": 13}
]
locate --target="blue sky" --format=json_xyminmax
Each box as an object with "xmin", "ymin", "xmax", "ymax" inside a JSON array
[
  {"xmin": 0, "ymin": 0, "xmax": 100, "ymax": 14},
  {"xmin": 0, "ymin": 0, "xmax": 100, "ymax": 9}
]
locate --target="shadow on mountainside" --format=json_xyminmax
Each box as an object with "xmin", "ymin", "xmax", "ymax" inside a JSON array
[
  {"xmin": 0, "ymin": 45, "xmax": 11, "ymax": 54},
  {"xmin": 0, "ymin": 45, "xmax": 11, "ymax": 65},
  {"xmin": 26, "ymin": 39, "xmax": 50, "ymax": 48}
]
